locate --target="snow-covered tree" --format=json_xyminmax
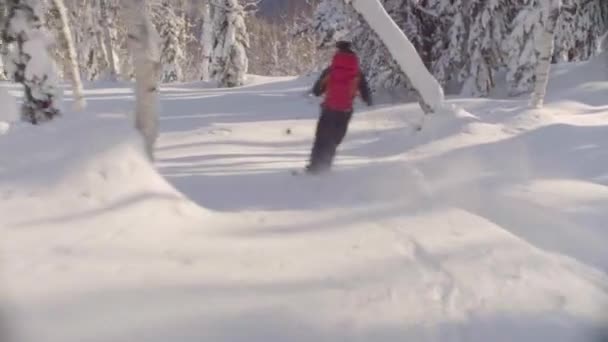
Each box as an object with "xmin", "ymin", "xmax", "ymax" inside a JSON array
[
  {"xmin": 505, "ymin": 0, "xmax": 543, "ymax": 96},
  {"xmin": 152, "ymin": 0, "xmax": 186, "ymax": 83},
  {"xmin": 312, "ymin": 0, "xmax": 357, "ymax": 47},
  {"xmin": 76, "ymin": 1, "xmax": 106, "ymax": 81},
  {"xmin": 200, "ymin": 0, "xmax": 212, "ymax": 81},
  {"xmin": 344, "ymin": 0, "xmax": 446, "ymax": 114},
  {"xmin": 531, "ymin": 0, "xmax": 561, "ymax": 108},
  {"xmin": 553, "ymin": 0, "xmax": 576, "ymax": 62},
  {"xmin": 0, "ymin": 2, "xmax": 7, "ymax": 80},
  {"xmin": 126, "ymin": 0, "xmax": 161, "ymax": 160},
  {"xmin": 51, "ymin": 0, "xmax": 86, "ymax": 110},
  {"xmin": 99, "ymin": 0, "xmax": 120, "ymax": 80},
  {"xmin": 210, "ymin": 0, "xmax": 249, "ymax": 87},
  {"xmin": 572, "ymin": 0, "xmax": 605, "ymax": 60},
  {"xmin": 461, "ymin": 0, "xmax": 509, "ymax": 97},
  {"xmin": 429, "ymin": 0, "xmax": 467, "ymax": 89},
  {"xmin": 553, "ymin": 0, "xmax": 607, "ymax": 62},
  {"xmin": 3, "ymin": 0, "xmax": 61, "ymax": 124}
]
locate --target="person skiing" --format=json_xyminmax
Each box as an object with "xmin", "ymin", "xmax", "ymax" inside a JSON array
[{"xmin": 305, "ymin": 40, "xmax": 373, "ymax": 174}]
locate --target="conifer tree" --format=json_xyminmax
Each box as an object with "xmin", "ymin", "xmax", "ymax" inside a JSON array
[{"xmin": 3, "ymin": 0, "xmax": 62, "ymax": 124}]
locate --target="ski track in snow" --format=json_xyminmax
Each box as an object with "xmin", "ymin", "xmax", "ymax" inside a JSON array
[{"xmin": 2, "ymin": 62, "xmax": 608, "ymax": 342}]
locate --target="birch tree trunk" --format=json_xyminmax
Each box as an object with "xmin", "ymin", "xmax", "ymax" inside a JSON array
[
  {"xmin": 51, "ymin": 0, "xmax": 86, "ymax": 110},
  {"xmin": 126, "ymin": 0, "xmax": 161, "ymax": 160},
  {"xmin": 201, "ymin": 0, "xmax": 213, "ymax": 81},
  {"xmin": 344, "ymin": 0, "xmax": 446, "ymax": 114},
  {"xmin": 100, "ymin": 0, "xmax": 119, "ymax": 80},
  {"xmin": 531, "ymin": 0, "xmax": 561, "ymax": 108}
]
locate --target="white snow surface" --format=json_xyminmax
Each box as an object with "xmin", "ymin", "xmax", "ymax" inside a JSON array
[
  {"xmin": 1, "ymin": 58, "xmax": 608, "ymax": 342},
  {"xmin": 0, "ymin": 87, "xmax": 18, "ymax": 125}
]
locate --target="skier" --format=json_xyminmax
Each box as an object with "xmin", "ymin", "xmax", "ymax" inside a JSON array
[{"xmin": 305, "ymin": 40, "xmax": 373, "ymax": 174}]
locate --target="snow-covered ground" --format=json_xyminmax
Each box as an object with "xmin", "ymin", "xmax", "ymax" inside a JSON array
[{"xmin": 1, "ymin": 58, "xmax": 608, "ymax": 342}]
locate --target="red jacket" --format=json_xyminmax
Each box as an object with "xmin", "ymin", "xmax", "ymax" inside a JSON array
[{"xmin": 312, "ymin": 51, "xmax": 372, "ymax": 112}]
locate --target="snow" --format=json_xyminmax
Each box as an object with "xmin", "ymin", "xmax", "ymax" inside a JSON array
[
  {"xmin": 2, "ymin": 56, "xmax": 608, "ymax": 342},
  {"xmin": 0, "ymin": 87, "xmax": 18, "ymax": 124}
]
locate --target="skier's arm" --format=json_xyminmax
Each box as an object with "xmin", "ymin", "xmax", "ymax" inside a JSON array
[
  {"xmin": 312, "ymin": 68, "xmax": 330, "ymax": 97},
  {"xmin": 358, "ymin": 73, "xmax": 373, "ymax": 106}
]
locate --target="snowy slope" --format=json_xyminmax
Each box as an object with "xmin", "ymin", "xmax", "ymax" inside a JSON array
[{"xmin": 1, "ymin": 60, "xmax": 608, "ymax": 342}]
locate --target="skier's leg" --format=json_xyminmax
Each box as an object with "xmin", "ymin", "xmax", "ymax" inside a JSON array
[
  {"xmin": 307, "ymin": 109, "xmax": 333, "ymax": 172},
  {"xmin": 335, "ymin": 111, "xmax": 353, "ymax": 145},
  {"xmin": 326, "ymin": 111, "xmax": 353, "ymax": 168}
]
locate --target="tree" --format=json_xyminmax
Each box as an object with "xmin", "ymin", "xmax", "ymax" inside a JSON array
[
  {"xmin": 553, "ymin": 0, "xmax": 576, "ymax": 62},
  {"xmin": 0, "ymin": 2, "xmax": 7, "ymax": 80},
  {"xmin": 312, "ymin": 0, "xmax": 357, "ymax": 47},
  {"xmin": 126, "ymin": 0, "xmax": 161, "ymax": 160},
  {"xmin": 77, "ymin": 0, "xmax": 107, "ymax": 81},
  {"xmin": 429, "ymin": 0, "xmax": 467, "ymax": 89},
  {"xmin": 3, "ymin": 0, "xmax": 61, "ymax": 124},
  {"xmin": 200, "ymin": 0, "xmax": 212, "ymax": 81},
  {"xmin": 505, "ymin": 0, "xmax": 542, "ymax": 96},
  {"xmin": 343, "ymin": 0, "xmax": 446, "ymax": 114},
  {"xmin": 210, "ymin": 0, "xmax": 250, "ymax": 87},
  {"xmin": 531, "ymin": 0, "xmax": 561, "ymax": 108},
  {"xmin": 51, "ymin": 0, "xmax": 86, "ymax": 110},
  {"xmin": 350, "ymin": 1, "xmax": 413, "ymax": 96},
  {"xmin": 99, "ymin": 0, "xmax": 120, "ymax": 80},
  {"xmin": 152, "ymin": 0, "xmax": 186, "ymax": 83},
  {"xmin": 461, "ymin": 0, "xmax": 509, "ymax": 97}
]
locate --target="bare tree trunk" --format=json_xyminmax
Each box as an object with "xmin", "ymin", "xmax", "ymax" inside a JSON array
[
  {"xmin": 126, "ymin": 0, "xmax": 161, "ymax": 160},
  {"xmin": 344, "ymin": 0, "xmax": 446, "ymax": 114},
  {"xmin": 201, "ymin": 0, "xmax": 212, "ymax": 81},
  {"xmin": 531, "ymin": 1, "xmax": 561, "ymax": 109},
  {"xmin": 51, "ymin": 0, "xmax": 86, "ymax": 110},
  {"xmin": 100, "ymin": 0, "xmax": 119, "ymax": 80}
]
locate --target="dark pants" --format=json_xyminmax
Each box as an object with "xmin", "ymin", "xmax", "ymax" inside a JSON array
[{"xmin": 307, "ymin": 108, "xmax": 353, "ymax": 173}]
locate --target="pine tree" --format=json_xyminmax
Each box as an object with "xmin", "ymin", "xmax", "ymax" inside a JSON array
[
  {"xmin": 553, "ymin": 0, "xmax": 576, "ymax": 62},
  {"xmin": 210, "ymin": 0, "xmax": 250, "ymax": 87},
  {"xmin": 152, "ymin": 0, "xmax": 186, "ymax": 83},
  {"xmin": 573, "ymin": 0, "xmax": 605, "ymax": 60},
  {"xmin": 505, "ymin": 0, "xmax": 543, "ymax": 96},
  {"xmin": 428, "ymin": 0, "xmax": 467, "ymax": 89},
  {"xmin": 461, "ymin": 0, "xmax": 509, "ymax": 97},
  {"xmin": 553, "ymin": 0, "xmax": 607, "ymax": 62},
  {"xmin": 3, "ymin": 0, "xmax": 61, "ymax": 124}
]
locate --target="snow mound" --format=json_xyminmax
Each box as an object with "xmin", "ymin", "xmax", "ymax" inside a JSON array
[{"xmin": 0, "ymin": 113, "xmax": 207, "ymax": 231}]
